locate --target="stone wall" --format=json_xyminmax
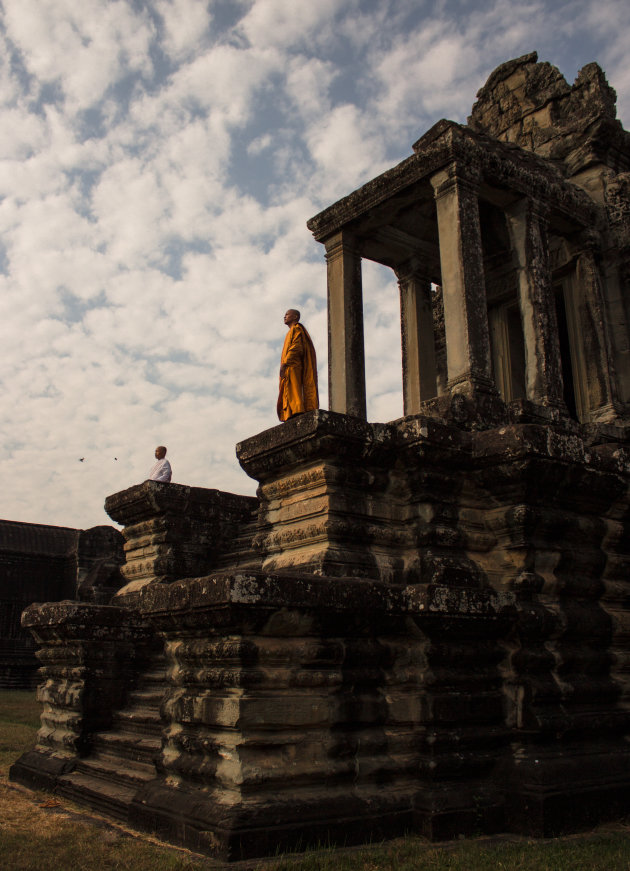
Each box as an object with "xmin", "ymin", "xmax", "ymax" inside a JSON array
[{"xmin": 0, "ymin": 520, "xmax": 124, "ymax": 688}]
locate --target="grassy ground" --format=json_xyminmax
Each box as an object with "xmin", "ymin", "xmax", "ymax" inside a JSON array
[{"xmin": 2, "ymin": 689, "xmax": 630, "ymax": 870}]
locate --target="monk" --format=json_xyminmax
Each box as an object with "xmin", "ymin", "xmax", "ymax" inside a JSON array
[{"xmin": 277, "ymin": 309, "xmax": 319, "ymax": 421}]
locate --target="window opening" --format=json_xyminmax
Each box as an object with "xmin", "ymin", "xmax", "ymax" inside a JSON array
[{"xmin": 488, "ymin": 299, "xmax": 526, "ymax": 403}]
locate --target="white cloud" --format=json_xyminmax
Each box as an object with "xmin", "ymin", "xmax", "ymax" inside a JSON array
[
  {"xmin": 155, "ymin": 0, "xmax": 213, "ymax": 62},
  {"xmin": 238, "ymin": 0, "xmax": 349, "ymax": 50},
  {"xmin": 284, "ymin": 56, "xmax": 336, "ymax": 122},
  {"xmin": 2, "ymin": 0, "xmax": 155, "ymax": 113},
  {"xmin": 303, "ymin": 103, "xmax": 390, "ymax": 201}
]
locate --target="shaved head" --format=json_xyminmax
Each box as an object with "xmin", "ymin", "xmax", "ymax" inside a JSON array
[{"xmin": 284, "ymin": 309, "xmax": 300, "ymax": 326}]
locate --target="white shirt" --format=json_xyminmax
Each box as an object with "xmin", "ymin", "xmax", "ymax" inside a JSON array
[{"xmin": 148, "ymin": 458, "xmax": 172, "ymax": 482}]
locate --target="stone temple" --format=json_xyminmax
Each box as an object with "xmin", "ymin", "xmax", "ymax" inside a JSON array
[{"xmin": 10, "ymin": 53, "xmax": 630, "ymax": 860}]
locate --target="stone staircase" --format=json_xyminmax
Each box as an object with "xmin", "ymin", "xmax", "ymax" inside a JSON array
[
  {"xmin": 56, "ymin": 656, "xmax": 166, "ymax": 821},
  {"xmin": 214, "ymin": 508, "xmax": 262, "ymax": 572},
  {"xmin": 51, "ymin": 508, "xmax": 261, "ymax": 821}
]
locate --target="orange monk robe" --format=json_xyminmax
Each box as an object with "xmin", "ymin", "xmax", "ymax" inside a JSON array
[{"xmin": 277, "ymin": 323, "xmax": 319, "ymax": 421}]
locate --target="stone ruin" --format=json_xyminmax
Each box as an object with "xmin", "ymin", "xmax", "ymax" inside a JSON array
[
  {"xmin": 10, "ymin": 53, "xmax": 630, "ymax": 859},
  {"xmin": 0, "ymin": 520, "xmax": 124, "ymax": 688}
]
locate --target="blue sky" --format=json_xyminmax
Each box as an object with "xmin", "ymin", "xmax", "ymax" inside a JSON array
[{"xmin": 1, "ymin": 0, "xmax": 629, "ymax": 529}]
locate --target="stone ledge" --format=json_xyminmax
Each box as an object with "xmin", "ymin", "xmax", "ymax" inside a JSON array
[
  {"xmin": 135, "ymin": 571, "xmax": 514, "ymax": 621},
  {"xmin": 237, "ymin": 409, "xmax": 396, "ymax": 480},
  {"xmin": 105, "ymin": 480, "xmax": 256, "ymax": 527},
  {"xmin": 21, "ymin": 601, "xmax": 147, "ymax": 637}
]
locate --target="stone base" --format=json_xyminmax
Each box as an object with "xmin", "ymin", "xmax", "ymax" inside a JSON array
[
  {"xmin": 10, "ymin": 572, "xmax": 514, "ymax": 860},
  {"xmin": 129, "ymin": 783, "xmax": 417, "ymax": 860},
  {"xmin": 504, "ymin": 742, "xmax": 630, "ymax": 836},
  {"xmin": 9, "ymin": 749, "xmax": 77, "ymax": 793}
]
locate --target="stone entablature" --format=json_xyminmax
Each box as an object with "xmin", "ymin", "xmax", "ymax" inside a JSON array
[{"xmin": 308, "ymin": 121, "xmax": 598, "ymax": 244}]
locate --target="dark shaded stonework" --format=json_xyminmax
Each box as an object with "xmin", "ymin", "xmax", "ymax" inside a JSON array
[
  {"xmin": 10, "ymin": 54, "xmax": 630, "ymax": 860},
  {"xmin": 0, "ymin": 521, "xmax": 124, "ymax": 688}
]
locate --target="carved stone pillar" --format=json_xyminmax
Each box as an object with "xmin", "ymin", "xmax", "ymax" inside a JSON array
[
  {"xmin": 573, "ymin": 235, "xmax": 618, "ymax": 421},
  {"xmin": 430, "ymin": 165, "xmax": 494, "ymax": 397},
  {"xmin": 504, "ymin": 199, "xmax": 564, "ymax": 409},
  {"xmin": 397, "ymin": 261, "xmax": 438, "ymax": 414},
  {"xmin": 324, "ymin": 231, "xmax": 367, "ymax": 419}
]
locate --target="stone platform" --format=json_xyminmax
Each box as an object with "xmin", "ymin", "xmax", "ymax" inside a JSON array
[
  {"xmin": 11, "ymin": 571, "xmax": 512, "ymax": 859},
  {"xmin": 11, "ymin": 409, "xmax": 630, "ymax": 859}
]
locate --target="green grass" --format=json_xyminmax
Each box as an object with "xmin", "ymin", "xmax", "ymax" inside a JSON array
[
  {"xmin": 261, "ymin": 833, "xmax": 630, "ymax": 870},
  {"xmin": 1, "ymin": 689, "xmax": 630, "ymax": 870},
  {"xmin": 0, "ymin": 688, "xmax": 41, "ymax": 771}
]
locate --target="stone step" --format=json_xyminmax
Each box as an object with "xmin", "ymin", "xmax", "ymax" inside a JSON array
[
  {"xmin": 92, "ymin": 729, "xmax": 161, "ymax": 766},
  {"xmin": 57, "ymin": 771, "xmax": 137, "ymax": 822},
  {"xmin": 139, "ymin": 666, "xmax": 167, "ymax": 683},
  {"xmin": 126, "ymin": 687, "xmax": 165, "ymax": 708},
  {"xmin": 75, "ymin": 752, "xmax": 156, "ymax": 788},
  {"xmin": 215, "ymin": 520, "xmax": 262, "ymax": 570},
  {"xmin": 112, "ymin": 705, "xmax": 164, "ymax": 735}
]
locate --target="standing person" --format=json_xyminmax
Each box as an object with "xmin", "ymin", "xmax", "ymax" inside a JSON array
[
  {"xmin": 277, "ymin": 309, "xmax": 319, "ymax": 422},
  {"xmin": 148, "ymin": 445, "xmax": 172, "ymax": 482}
]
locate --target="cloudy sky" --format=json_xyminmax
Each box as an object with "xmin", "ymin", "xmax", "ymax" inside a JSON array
[{"xmin": 0, "ymin": 0, "xmax": 629, "ymax": 530}]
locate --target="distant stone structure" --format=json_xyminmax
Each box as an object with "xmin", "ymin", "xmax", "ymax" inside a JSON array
[
  {"xmin": 11, "ymin": 54, "xmax": 630, "ymax": 860},
  {"xmin": 0, "ymin": 521, "xmax": 124, "ymax": 687}
]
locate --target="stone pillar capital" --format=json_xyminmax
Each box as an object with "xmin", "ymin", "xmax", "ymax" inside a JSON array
[
  {"xmin": 575, "ymin": 227, "xmax": 603, "ymax": 254},
  {"xmin": 324, "ymin": 230, "xmax": 359, "ymax": 261},
  {"xmin": 394, "ymin": 257, "xmax": 432, "ymax": 285},
  {"xmin": 430, "ymin": 162, "xmax": 481, "ymax": 200},
  {"xmin": 505, "ymin": 196, "xmax": 550, "ymax": 227},
  {"xmin": 506, "ymin": 194, "xmax": 545, "ymax": 215}
]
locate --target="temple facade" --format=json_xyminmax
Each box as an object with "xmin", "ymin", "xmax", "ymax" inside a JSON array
[
  {"xmin": 310, "ymin": 51, "xmax": 629, "ymax": 429},
  {"xmin": 10, "ymin": 54, "xmax": 630, "ymax": 860}
]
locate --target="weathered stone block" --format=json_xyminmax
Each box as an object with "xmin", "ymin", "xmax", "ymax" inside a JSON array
[{"xmin": 105, "ymin": 481, "xmax": 256, "ymax": 591}]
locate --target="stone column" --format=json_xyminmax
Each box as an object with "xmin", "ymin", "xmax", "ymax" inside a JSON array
[
  {"xmin": 430, "ymin": 165, "xmax": 494, "ymax": 396},
  {"xmin": 504, "ymin": 198, "xmax": 564, "ymax": 409},
  {"xmin": 573, "ymin": 234, "xmax": 618, "ymax": 421},
  {"xmin": 324, "ymin": 231, "xmax": 367, "ymax": 419},
  {"xmin": 396, "ymin": 261, "xmax": 438, "ymax": 414}
]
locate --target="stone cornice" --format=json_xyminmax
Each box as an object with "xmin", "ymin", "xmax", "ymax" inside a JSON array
[
  {"xmin": 136, "ymin": 571, "xmax": 515, "ymax": 622},
  {"xmin": 236, "ymin": 409, "xmax": 397, "ymax": 481},
  {"xmin": 307, "ymin": 120, "xmax": 599, "ymax": 243}
]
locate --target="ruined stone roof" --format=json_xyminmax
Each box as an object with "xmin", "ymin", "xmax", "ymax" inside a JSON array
[
  {"xmin": 0, "ymin": 519, "xmax": 78, "ymax": 557},
  {"xmin": 468, "ymin": 51, "xmax": 630, "ymax": 177}
]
